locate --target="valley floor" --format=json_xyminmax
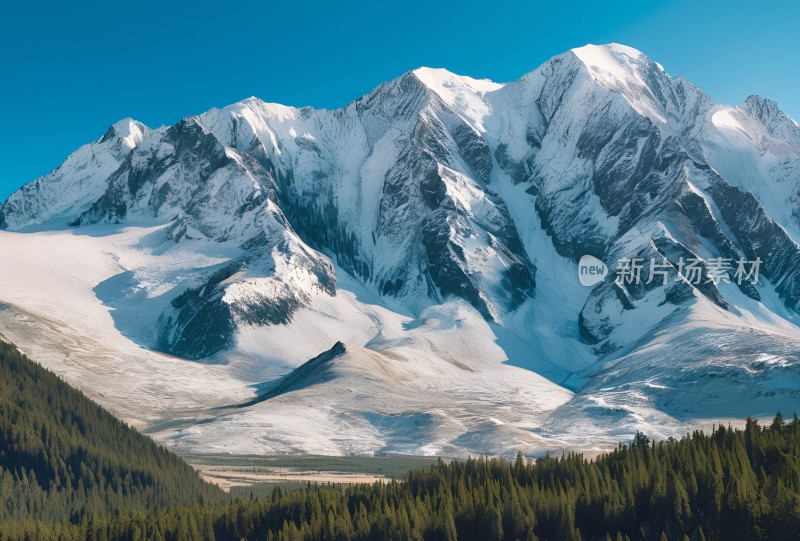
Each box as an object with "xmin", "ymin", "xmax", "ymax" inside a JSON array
[{"xmin": 183, "ymin": 454, "xmax": 441, "ymax": 491}]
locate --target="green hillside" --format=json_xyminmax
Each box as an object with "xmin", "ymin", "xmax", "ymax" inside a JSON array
[
  {"xmin": 4, "ymin": 336, "xmax": 800, "ymax": 540},
  {"xmin": 0, "ymin": 340, "xmax": 223, "ymax": 526},
  {"xmin": 67, "ymin": 417, "xmax": 800, "ymax": 540}
]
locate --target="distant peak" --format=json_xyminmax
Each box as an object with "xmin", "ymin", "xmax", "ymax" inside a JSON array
[
  {"xmin": 572, "ymin": 43, "xmax": 646, "ymax": 57},
  {"xmin": 239, "ymin": 96, "xmax": 268, "ymax": 107},
  {"xmin": 606, "ymin": 43, "xmax": 646, "ymax": 58},
  {"xmin": 412, "ymin": 66, "xmax": 458, "ymax": 80},
  {"xmin": 100, "ymin": 117, "xmax": 148, "ymax": 147},
  {"xmin": 742, "ymin": 94, "xmax": 781, "ymax": 115},
  {"xmin": 112, "ymin": 117, "xmax": 147, "ymax": 135},
  {"xmin": 740, "ymin": 95, "xmax": 799, "ymax": 130},
  {"xmin": 411, "ymin": 67, "xmax": 502, "ymax": 94},
  {"xmin": 228, "ymin": 95, "xmax": 299, "ymax": 118},
  {"xmin": 570, "ymin": 43, "xmax": 652, "ymax": 76},
  {"xmin": 408, "ymin": 67, "xmax": 502, "ymax": 130},
  {"xmin": 564, "ymin": 43, "xmax": 688, "ymax": 125}
]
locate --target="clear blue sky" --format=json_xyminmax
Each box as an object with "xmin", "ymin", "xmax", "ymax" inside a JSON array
[{"xmin": 1, "ymin": 0, "xmax": 798, "ymax": 200}]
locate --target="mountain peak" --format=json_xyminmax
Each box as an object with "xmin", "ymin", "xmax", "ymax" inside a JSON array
[
  {"xmin": 410, "ymin": 67, "xmax": 502, "ymax": 129},
  {"xmin": 570, "ymin": 43, "xmax": 660, "ymax": 81},
  {"xmin": 742, "ymin": 95, "xmax": 790, "ymax": 123},
  {"xmin": 412, "ymin": 67, "xmax": 502, "ymax": 93},
  {"xmin": 411, "ymin": 67, "xmax": 503, "ymax": 102},
  {"xmin": 100, "ymin": 117, "xmax": 148, "ymax": 148},
  {"xmin": 565, "ymin": 43, "xmax": 698, "ymax": 125},
  {"xmin": 226, "ymin": 95, "xmax": 300, "ymax": 120},
  {"xmin": 737, "ymin": 94, "xmax": 800, "ymax": 139},
  {"xmin": 592, "ymin": 43, "xmax": 646, "ymax": 58}
]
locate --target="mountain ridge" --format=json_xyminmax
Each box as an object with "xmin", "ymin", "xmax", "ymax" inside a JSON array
[{"xmin": 2, "ymin": 43, "xmax": 800, "ymax": 456}]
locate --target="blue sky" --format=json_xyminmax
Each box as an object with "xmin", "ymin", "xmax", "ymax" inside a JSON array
[{"xmin": 1, "ymin": 0, "xmax": 798, "ymax": 200}]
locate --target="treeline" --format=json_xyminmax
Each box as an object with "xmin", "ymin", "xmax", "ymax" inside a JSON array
[
  {"xmin": 5, "ymin": 415, "xmax": 800, "ymax": 540},
  {"xmin": 4, "ymin": 338, "xmax": 800, "ymax": 540},
  {"xmin": 0, "ymin": 340, "xmax": 223, "ymax": 526}
]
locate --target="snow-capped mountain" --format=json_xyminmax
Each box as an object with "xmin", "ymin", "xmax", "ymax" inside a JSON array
[
  {"xmin": 2, "ymin": 43, "xmax": 800, "ymax": 456},
  {"xmin": 1, "ymin": 118, "xmax": 148, "ymax": 229}
]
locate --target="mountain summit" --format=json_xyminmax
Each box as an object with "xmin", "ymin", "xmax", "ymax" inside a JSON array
[{"xmin": 2, "ymin": 44, "xmax": 800, "ymax": 456}]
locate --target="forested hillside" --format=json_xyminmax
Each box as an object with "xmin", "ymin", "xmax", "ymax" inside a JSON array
[
  {"xmin": 5, "ymin": 415, "xmax": 800, "ymax": 539},
  {"xmin": 0, "ymin": 340, "xmax": 223, "ymax": 526},
  {"xmin": 4, "ymin": 336, "xmax": 800, "ymax": 540}
]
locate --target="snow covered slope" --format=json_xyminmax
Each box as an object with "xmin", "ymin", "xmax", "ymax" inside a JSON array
[
  {"xmin": 0, "ymin": 119, "xmax": 148, "ymax": 229},
  {"xmin": 2, "ymin": 43, "xmax": 800, "ymax": 456}
]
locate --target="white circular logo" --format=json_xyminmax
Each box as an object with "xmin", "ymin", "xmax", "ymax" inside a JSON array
[{"xmin": 578, "ymin": 255, "xmax": 608, "ymax": 286}]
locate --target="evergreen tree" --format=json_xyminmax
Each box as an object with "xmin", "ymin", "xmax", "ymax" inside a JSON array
[{"xmin": 6, "ymin": 335, "xmax": 800, "ymax": 540}]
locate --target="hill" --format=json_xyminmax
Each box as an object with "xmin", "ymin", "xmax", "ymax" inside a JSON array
[
  {"xmin": 4, "ymin": 411, "xmax": 800, "ymax": 539},
  {"xmin": 0, "ymin": 339, "xmax": 223, "ymax": 528}
]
